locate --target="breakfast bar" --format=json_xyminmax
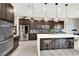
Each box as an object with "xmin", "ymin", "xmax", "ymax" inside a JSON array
[{"xmin": 37, "ymin": 34, "xmax": 79, "ymax": 56}]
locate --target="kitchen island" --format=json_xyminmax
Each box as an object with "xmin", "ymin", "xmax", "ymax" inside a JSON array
[{"xmin": 37, "ymin": 34, "xmax": 79, "ymax": 56}]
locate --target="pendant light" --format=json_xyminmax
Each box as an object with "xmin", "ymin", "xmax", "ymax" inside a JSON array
[
  {"xmin": 30, "ymin": 3, "xmax": 35, "ymax": 24},
  {"xmin": 54, "ymin": 3, "xmax": 58, "ymax": 22},
  {"xmin": 65, "ymin": 4, "xmax": 68, "ymax": 18},
  {"xmin": 43, "ymin": 3, "xmax": 48, "ymax": 22},
  {"xmin": 65, "ymin": 4, "xmax": 69, "ymax": 31}
]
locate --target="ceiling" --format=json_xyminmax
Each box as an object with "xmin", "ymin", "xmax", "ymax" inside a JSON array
[{"xmin": 12, "ymin": 3, "xmax": 79, "ymax": 20}]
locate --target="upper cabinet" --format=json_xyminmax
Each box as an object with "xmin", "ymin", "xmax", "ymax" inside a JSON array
[
  {"xmin": 0, "ymin": 4, "xmax": 1, "ymax": 19},
  {"xmin": 19, "ymin": 18, "xmax": 64, "ymax": 29},
  {"xmin": 0, "ymin": 3, "xmax": 14, "ymax": 23},
  {"xmin": 1, "ymin": 3, "xmax": 7, "ymax": 20},
  {"xmin": 19, "ymin": 19, "xmax": 31, "ymax": 25},
  {"xmin": 6, "ymin": 3, "xmax": 14, "ymax": 23}
]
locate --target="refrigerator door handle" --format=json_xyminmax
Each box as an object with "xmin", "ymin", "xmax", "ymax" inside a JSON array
[{"xmin": 0, "ymin": 39, "xmax": 11, "ymax": 44}]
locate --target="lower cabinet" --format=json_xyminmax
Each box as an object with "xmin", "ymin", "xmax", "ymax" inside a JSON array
[
  {"xmin": 13, "ymin": 36, "xmax": 19, "ymax": 50},
  {"xmin": 29, "ymin": 34, "xmax": 37, "ymax": 40},
  {"xmin": 5, "ymin": 36, "xmax": 19, "ymax": 56}
]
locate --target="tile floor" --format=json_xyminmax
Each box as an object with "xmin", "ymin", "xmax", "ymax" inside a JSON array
[
  {"xmin": 40, "ymin": 49, "xmax": 79, "ymax": 56},
  {"xmin": 10, "ymin": 40, "xmax": 79, "ymax": 56},
  {"xmin": 11, "ymin": 40, "xmax": 38, "ymax": 56}
]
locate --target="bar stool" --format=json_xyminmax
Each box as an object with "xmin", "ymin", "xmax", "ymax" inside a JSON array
[
  {"xmin": 55, "ymin": 39, "xmax": 66, "ymax": 49},
  {"xmin": 65, "ymin": 40, "xmax": 69, "ymax": 48},
  {"xmin": 69, "ymin": 38, "xmax": 78, "ymax": 48},
  {"xmin": 43, "ymin": 40, "xmax": 52, "ymax": 50},
  {"xmin": 55, "ymin": 39, "xmax": 60, "ymax": 49},
  {"xmin": 60, "ymin": 39, "xmax": 66, "ymax": 49}
]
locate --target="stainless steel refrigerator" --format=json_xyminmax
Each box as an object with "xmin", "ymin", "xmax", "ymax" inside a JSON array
[{"xmin": 0, "ymin": 20, "xmax": 13, "ymax": 56}]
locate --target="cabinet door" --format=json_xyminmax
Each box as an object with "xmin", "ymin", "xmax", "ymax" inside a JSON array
[
  {"xmin": 6, "ymin": 3, "xmax": 14, "ymax": 23},
  {"xmin": 1, "ymin": 3, "xmax": 7, "ymax": 20},
  {"xmin": 13, "ymin": 36, "xmax": 19, "ymax": 49},
  {"xmin": 8, "ymin": 4, "xmax": 14, "ymax": 23},
  {"xmin": 0, "ymin": 3, "xmax": 14, "ymax": 23},
  {"xmin": 6, "ymin": 4, "xmax": 12, "ymax": 22},
  {"xmin": 11, "ymin": 8, "xmax": 14, "ymax": 23}
]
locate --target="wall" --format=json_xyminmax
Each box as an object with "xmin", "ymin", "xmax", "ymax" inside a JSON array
[
  {"xmin": 73, "ymin": 18, "xmax": 79, "ymax": 32},
  {"xmin": 64, "ymin": 18, "xmax": 79, "ymax": 34},
  {"xmin": 14, "ymin": 16, "xmax": 19, "ymax": 37}
]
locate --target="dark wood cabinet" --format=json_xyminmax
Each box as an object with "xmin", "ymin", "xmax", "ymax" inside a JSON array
[
  {"xmin": 54, "ymin": 21, "xmax": 64, "ymax": 29},
  {"xmin": 19, "ymin": 19, "xmax": 30, "ymax": 25},
  {"xmin": 6, "ymin": 3, "xmax": 14, "ymax": 23},
  {"xmin": 47, "ymin": 20, "xmax": 55, "ymax": 28},
  {"xmin": 1, "ymin": 3, "xmax": 7, "ymax": 20},
  {"xmin": 33, "ymin": 20, "xmax": 41, "ymax": 29},
  {"xmin": 58, "ymin": 21, "xmax": 64, "ymax": 29},
  {"xmin": 0, "ymin": 3, "xmax": 14, "ymax": 23},
  {"xmin": 13, "ymin": 36, "xmax": 19, "ymax": 49},
  {"xmin": 29, "ymin": 33, "xmax": 37, "ymax": 40},
  {"xmin": 19, "ymin": 19, "xmax": 64, "ymax": 29},
  {"xmin": 0, "ymin": 4, "xmax": 1, "ymax": 19}
]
